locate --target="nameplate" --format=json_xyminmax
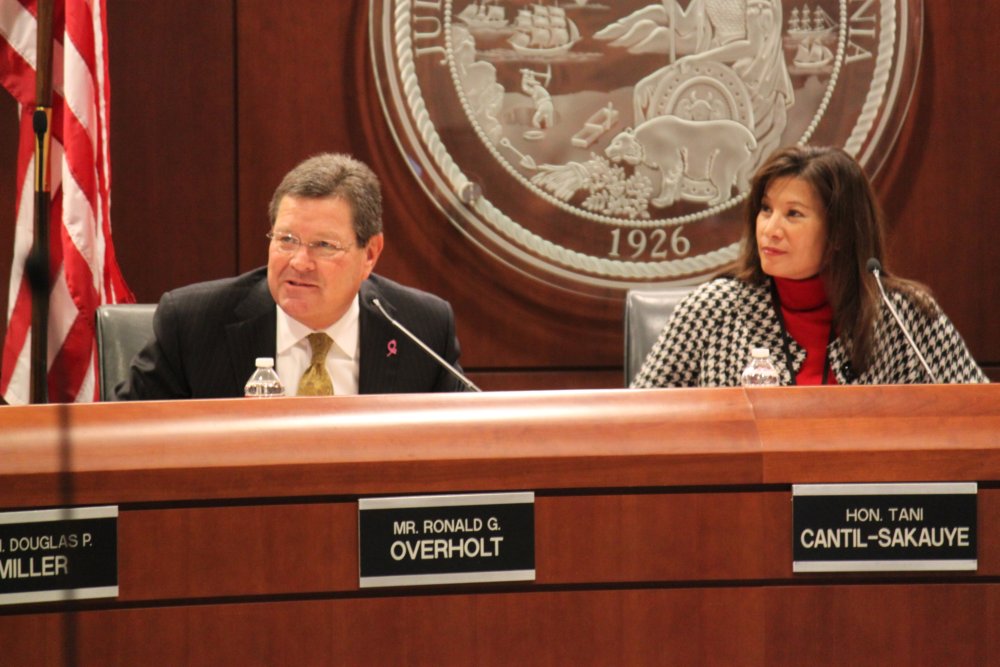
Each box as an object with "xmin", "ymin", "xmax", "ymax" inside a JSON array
[
  {"xmin": 358, "ymin": 492, "xmax": 535, "ymax": 588},
  {"xmin": 792, "ymin": 483, "xmax": 977, "ymax": 573},
  {"xmin": 0, "ymin": 506, "xmax": 118, "ymax": 605}
]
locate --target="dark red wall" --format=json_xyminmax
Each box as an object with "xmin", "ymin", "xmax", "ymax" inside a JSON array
[{"xmin": 1, "ymin": 2, "xmax": 997, "ymax": 389}]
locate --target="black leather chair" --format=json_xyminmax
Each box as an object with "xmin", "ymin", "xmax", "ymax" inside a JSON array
[
  {"xmin": 95, "ymin": 304, "xmax": 156, "ymax": 401},
  {"xmin": 623, "ymin": 288, "xmax": 693, "ymax": 386}
]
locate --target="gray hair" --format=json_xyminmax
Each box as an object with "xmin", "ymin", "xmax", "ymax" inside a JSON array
[{"xmin": 268, "ymin": 153, "xmax": 383, "ymax": 244}]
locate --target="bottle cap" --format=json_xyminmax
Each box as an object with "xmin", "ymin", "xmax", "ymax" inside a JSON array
[
  {"xmin": 254, "ymin": 357, "xmax": 275, "ymax": 368},
  {"xmin": 750, "ymin": 347, "xmax": 770, "ymax": 359}
]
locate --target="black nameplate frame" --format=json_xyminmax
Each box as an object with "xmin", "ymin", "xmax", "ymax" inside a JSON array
[
  {"xmin": 792, "ymin": 483, "xmax": 977, "ymax": 573},
  {"xmin": 0, "ymin": 506, "xmax": 118, "ymax": 605},
  {"xmin": 359, "ymin": 492, "xmax": 534, "ymax": 588}
]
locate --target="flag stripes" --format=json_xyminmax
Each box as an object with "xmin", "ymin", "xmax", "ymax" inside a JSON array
[{"xmin": 0, "ymin": 0, "xmax": 132, "ymax": 404}]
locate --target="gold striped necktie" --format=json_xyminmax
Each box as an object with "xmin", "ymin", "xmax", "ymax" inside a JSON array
[{"xmin": 297, "ymin": 332, "xmax": 334, "ymax": 396}]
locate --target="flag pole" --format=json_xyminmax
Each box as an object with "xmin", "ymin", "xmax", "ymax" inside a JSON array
[{"xmin": 28, "ymin": 0, "xmax": 54, "ymax": 403}]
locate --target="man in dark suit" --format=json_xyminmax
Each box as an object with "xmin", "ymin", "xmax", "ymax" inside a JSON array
[{"xmin": 116, "ymin": 153, "xmax": 467, "ymax": 399}]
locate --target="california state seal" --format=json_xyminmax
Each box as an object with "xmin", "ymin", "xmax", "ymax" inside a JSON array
[{"xmin": 370, "ymin": 0, "xmax": 922, "ymax": 293}]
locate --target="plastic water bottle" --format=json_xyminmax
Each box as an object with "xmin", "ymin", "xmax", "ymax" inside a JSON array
[
  {"xmin": 740, "ymin": 347, "xmax": 781, "ymax": 387},
  {"xmin": 244, "ymin": 357, "xmax": 285, "ymax": 397}
]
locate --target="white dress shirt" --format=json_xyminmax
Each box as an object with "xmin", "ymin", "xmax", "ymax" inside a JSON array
[{"xmin": 275, "ymin": 297, "xmax": 360, "ymax": 395}]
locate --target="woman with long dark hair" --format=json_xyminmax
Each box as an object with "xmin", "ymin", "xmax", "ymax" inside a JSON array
[{"xmin": 632, "ymin": 145, "xmax": 986, "ymax": 387}]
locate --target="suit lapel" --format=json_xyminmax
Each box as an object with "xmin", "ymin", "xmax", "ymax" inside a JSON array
[
  {"xmin": 224, "ymin": 277, "xmax": 277, "ymax": 392},
  {"xmin": 358, "ymin": 279, "xmax": 399, "ymax": 394}
]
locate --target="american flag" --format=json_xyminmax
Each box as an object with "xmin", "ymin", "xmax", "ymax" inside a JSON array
[{"xmin": 0, "ymin": 0, "xmax": 132, "ymax": 404}]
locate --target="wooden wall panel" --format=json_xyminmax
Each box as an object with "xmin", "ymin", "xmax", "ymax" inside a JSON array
[
  {"xmin": 105, "ymin": 0, "xmax": 238, "ymax": 299},
  {"xmin": 0, "ymin": 590, "xmax": 769, "ymax": 666},
  {"xmin": 3, "ymin": 585, "xmax": 999, "ymax": 665},
  {"xmin": 233, "ymin": 0, "xmax": 363, "ymax": 271},
  {"xmin": 764, "ymin": 584, "xmax": 1000, "ymax": 666},
  {"xmin": 0, "ymin": 2, "xmax": 996, "ymax": 390},
  {"xmin": 875, "ymin": 3, "xmax": 1000, "ymax": 369},
  {"xmin": 118, "ymin": 503, "xmax": 358, "ymax": 600}
]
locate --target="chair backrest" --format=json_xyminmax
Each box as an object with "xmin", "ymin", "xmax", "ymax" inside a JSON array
[
  {"xmin": 623, "ymin": 287, "xmax": 693, "ymax": 386},
  {"xmin": 95, "ymin": 303, "xmax": 156, "ymax": 401}
]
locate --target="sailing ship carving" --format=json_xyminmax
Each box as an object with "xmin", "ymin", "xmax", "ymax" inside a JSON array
[
  {"xmin": 509, "ymin": 3, "xmax": 582, "ymax": 56},
  {"xmin": 788, "ymin": 5, "xmax": 835, "ymax": 70},
  {"xmin": 458, "ymin": 0, "xmax": 508, "ymax": 30},
  {"xmin": 788, "ymin": 5, "xmax": 835, "ymax": 38}
]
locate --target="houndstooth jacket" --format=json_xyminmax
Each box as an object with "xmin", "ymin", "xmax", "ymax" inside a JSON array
[{"xmin": 631, "ymin": 277, "xmax": 988, "ymax": 388}]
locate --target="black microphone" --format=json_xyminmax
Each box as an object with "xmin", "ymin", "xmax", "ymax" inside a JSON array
[
  {"xmin": 370, "ymin": 297, "xmax": 482, "ymax": 392},
  {"xmin": 866, "ymin": 258, "xmax": 938, "ymax": 383}
]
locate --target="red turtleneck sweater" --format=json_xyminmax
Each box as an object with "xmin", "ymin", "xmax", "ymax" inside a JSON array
[{"xmin": 773, "ymin": 276, "xmax": 837, "ymax": 385}]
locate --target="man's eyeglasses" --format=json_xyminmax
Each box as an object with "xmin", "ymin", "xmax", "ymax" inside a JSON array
[{"xmin": 266, "ymin": 232, "xmax": 355, "ymax": 259}]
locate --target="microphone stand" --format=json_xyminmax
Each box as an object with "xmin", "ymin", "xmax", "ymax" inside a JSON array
[
  {"xmin": 371, "ymin": 298, "xmax": 482, "ymax": 392},
  {"xmin": 867, "ymin": 259, "xmax": 938, "ymax": 383}
]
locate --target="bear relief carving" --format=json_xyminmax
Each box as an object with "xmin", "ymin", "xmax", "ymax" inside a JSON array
[{"xmin": 604, "ymin": 116, "xmax": 757, "ymax": 208}]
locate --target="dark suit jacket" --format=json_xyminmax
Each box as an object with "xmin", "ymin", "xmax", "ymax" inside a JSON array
[{"xmin": 115, "ymin": 268, "xmax": 468, "ymax": 399}]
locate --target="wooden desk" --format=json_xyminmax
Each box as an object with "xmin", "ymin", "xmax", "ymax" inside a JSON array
[{"xmin": 1, "ymin": 385, "xmax": 998, "ymax": 665}]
